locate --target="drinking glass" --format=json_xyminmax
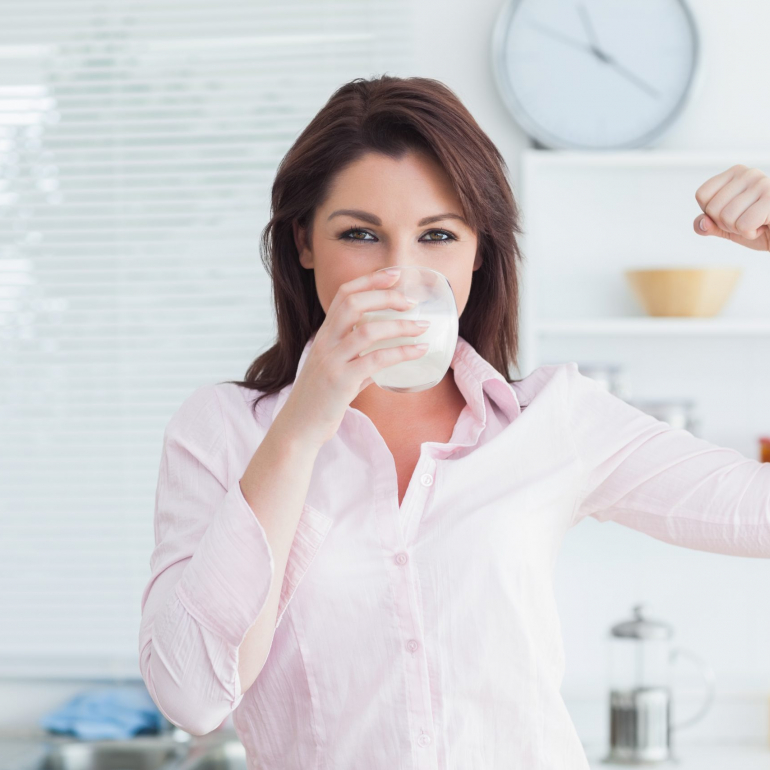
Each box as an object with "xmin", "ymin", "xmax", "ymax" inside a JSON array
[{"xmin": 353, "ymin": 265, "xmax": 459, "ymax": 393}]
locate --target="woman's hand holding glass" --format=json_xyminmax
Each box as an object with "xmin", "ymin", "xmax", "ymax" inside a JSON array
[{"xmin": 278, "ymin": 269, "xmax": 430, "ymax": 450}]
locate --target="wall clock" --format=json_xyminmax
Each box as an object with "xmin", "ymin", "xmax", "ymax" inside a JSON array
[{"xmin": 492, "ymin": 0, "xmax": 700, "ymax": 149}]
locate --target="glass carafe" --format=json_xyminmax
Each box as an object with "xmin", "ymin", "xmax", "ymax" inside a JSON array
[{"xmin": 605, "ymin": 604, "xmax": 715, "ymax": 764}]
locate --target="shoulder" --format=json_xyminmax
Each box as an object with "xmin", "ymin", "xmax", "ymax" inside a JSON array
[
  {"xmin": 211, "ymin": 381, "xmax": 277, "ymax": 430},
  {"xmin": 510, "ymin": 361, "xmax": 577, "ymax": 409},
  {"xmin": 512, "ymin": 361, "xmax": 626, "ymax": 417},
  {"xmin": 165, "ymin": 383, "xmax": 224, "ymax": 440},
  {"xmin": 162, "ymin": 382, "xmax": 275, "ymax": 480},
  {"xmin": 164, "ymin": 381, "xmax": 270, "ymax": 444}
]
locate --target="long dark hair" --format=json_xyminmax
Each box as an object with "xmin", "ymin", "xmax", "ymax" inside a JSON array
[{"xmin": 221, "ymin": 74, "xmax": 526, "ymax": 415}]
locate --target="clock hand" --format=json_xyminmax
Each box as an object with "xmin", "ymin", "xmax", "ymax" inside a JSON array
[
  {"xmin": 528, "ymin": 20, "xmax": 593, "ymax": 56},
  {"xmin": 577, "ymin": 3, "xmax": 602, "ymax": 55},
  {"xmin": 576, "ymin": 4, "xmax": 661, "ymax": 99},
  {"xmin": 530, "ymin": 18, "xmax": 661, "ymax": 100},
  {"xmin": 602, "ymin": 54, "xmax": 661, "ymax": 99}
]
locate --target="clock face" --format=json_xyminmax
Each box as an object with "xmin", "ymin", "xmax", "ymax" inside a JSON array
[{"xmin": 493, "ymin": 0, "xmax": 699, "ymax": 149}]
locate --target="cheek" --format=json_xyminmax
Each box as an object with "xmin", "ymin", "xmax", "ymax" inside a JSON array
[
  {"xmin": 315, "ymin": 274, "xmax": 337, "ymax": 314},
  {"xmin": 314, "ymin": 261, "xmax": 361, "ymax": 314},
  {"xmin": 447, "ymin": 267, "xmax": 474, "ymax": 316},
  {"xmin": 453, "ymin": 281, "xmax": 472, "ymax": 316}
]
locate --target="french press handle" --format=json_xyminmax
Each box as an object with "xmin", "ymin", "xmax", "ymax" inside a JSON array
[{"xmin": 669, "ymin": 646, "xmax": 716, "ymax": 730}]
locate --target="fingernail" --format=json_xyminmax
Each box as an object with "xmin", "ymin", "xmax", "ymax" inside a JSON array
[
  {"xmin": 384, "ymin": 268, "xmax": 401, "ymax": 276},
  {"xmin": 699, "ymin": 217, "xmax": 708, "ymax": 231}
]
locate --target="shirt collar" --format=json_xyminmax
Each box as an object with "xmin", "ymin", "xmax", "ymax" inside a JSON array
[{"xmin": 270, "ymin": 329, "xmax": 521, "ymax": 426}]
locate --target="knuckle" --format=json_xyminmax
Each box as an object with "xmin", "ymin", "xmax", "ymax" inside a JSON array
[
  {"xmin": 359, "ymin": 322, "xmax": 375, "ymax": 340},
  {"xmin": 345, "ymin": 293, "xmax": 362, "ymax": 312}
]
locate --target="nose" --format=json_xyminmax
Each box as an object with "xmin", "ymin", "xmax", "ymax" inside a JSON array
[{"xmin": 381, "ymin": 236, "xmax": 427, "ymax": 272}]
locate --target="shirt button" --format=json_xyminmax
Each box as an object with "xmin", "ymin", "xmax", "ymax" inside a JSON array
[
  {"xmin": 406, "ymin": 639, "xmax": 419, "ymax": 652},
  {"xmin": 420, "ymin": 473, "xmax": 433, "ymax": 487},
  {"xmin": 395, "ymin": 552, "xmax": 408, "ymax": 565},
  {"xmin": 417, "ymin": 733, "xmax": 432, "ymax": 747}
]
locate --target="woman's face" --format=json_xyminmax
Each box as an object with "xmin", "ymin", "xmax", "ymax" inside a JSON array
[{"xmin": 293, "ymin": 149, "xmax": 481, "ymax": 316}]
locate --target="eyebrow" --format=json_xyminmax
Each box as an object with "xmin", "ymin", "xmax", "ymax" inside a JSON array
[{"xmin": 327, "ymin": 209, "xmax": 469, "ymax": 228}]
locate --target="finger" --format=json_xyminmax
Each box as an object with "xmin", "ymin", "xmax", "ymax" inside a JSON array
[
  {"xmin": 702, "ymin": 171, "xmax": 758, "ymax": 227},
  {"xmin": 333, "ymin": 289, "xmax": 417, "ymax": 342},
  {"xmin": 328, "ymin": 269, "xmax": 400, "ymax": 317},
  {"xmin": 694, "ymin": 211, "xmax": 768, "ymax": 252},
  {"xmin": 350, "ymin": 341, "xmax": 429, "ymax": 381},
  {"xmin": 345, "ymin": 318, "xmax": 429, "ymax": 361},
  {"xmin": 734, "ymin": 197, "xmax": 770, "ymax": 240},
  {"xmin": 694, "ymin": 214, "xmax": 730, "ymax": 239},
  {"xmin": 695, "ymin": 165, "xmax": 741, "ymax": 212},
  {"xmin": 718, "ymin": 185, "xmax": 765, "ymax": 236}
]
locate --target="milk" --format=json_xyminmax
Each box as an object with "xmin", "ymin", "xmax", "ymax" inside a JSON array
[{"xmin": 354, "ymin": 308, "xmax": 459, "ymax": 392}]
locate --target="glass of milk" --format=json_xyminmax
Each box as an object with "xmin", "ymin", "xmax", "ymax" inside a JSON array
[{"xmin": 353, "ymin": 265, "xmax": 459, "ymax": 393}]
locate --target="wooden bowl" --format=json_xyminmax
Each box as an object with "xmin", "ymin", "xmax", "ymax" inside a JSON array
[{"xmin": 624, "ymin": 267, "xmax": 742, "ymax": 317}]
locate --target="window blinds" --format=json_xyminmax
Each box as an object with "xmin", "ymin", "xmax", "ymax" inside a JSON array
[{"xmin": 0, "ymin": 0, "xmax": 415, "ymax": 680}]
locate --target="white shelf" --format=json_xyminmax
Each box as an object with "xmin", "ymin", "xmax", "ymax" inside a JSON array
[
  {"xmin": 521, "ymin": 148, "xmax": 770, "ymax": 169},
  {"xmin": 535, "ymin": 317, "xmax": 770, "ymax": 336}
]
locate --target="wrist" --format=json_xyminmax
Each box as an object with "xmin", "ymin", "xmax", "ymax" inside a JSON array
[{"xmin": 269, "ymin": 407, "xmax": 325, "ymax": 459}]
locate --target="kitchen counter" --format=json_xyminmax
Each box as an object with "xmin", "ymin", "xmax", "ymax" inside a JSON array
[
  {"xmin": 584, "ymin": 742, "xmax": 770, "ymax": 768},
  {"xmin": 0, "ymin": 736, "xmax": 55, "ymax": 770},
  {"xmin": 0, "ymin": 731, "xmax": 768, "ymax": 770},
  {"xmin": 0, "ymin": 728, "xmax": 234, "ymax": 770}
]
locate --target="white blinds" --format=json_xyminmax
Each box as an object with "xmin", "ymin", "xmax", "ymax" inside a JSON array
[{"xmin": 0, "ymin": 0, "xmax": 415, "ymax": 680}]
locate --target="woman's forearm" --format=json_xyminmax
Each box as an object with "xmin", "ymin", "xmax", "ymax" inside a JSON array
[{"xmin": 236, "ymin": 406, "xmax": 321, "ymax": 693}]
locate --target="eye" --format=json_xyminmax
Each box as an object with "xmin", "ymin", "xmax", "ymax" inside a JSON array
[
  {"xmin": 339, "ymin": 227, "xmax": 376, "ymax": 242},
  {"xmin": 421, "ymin": 229, "xmax": 456, "ymax": 244},
  {"xmin": 338, "ymin": 227, "xmax": 457, "ymax": 244}
]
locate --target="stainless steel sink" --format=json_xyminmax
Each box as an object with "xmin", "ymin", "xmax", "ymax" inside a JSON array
[
  {"xmin": 175, "ymin": 741, "xmax": 246, "ymax": 770},
  {"xmin": 37, "ymin": 736, "xmax": 191, "ymax": 770}
]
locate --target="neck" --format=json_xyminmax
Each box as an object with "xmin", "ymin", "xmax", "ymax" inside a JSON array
[{"xmin": 350, "ymin": 366, "xmax": 464, "ymax": 422}]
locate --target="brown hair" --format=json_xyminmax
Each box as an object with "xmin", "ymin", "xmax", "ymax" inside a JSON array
[{"xmin": 221, "ymin": 74, "xmax": 526, "ymax": 415}]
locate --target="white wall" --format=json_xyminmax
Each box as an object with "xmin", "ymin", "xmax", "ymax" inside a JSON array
[
  {"xmin": 412, "ymin": 0, "xmax": 770, "ymax": 749},
  {"xmin": 413, "ymin": 0, "xmax": 770, "ymax": 162},
  {"xmin": 3, "ymin": 0, "xmax": 768, "ymax": 751}
]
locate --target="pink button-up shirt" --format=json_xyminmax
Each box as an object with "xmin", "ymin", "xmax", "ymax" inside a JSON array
[{"xmin": 139, "ymin": 330, "xmax": 770, "ymax": 769}]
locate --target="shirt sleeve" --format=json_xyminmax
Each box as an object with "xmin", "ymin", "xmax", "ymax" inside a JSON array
[
  {"xmin": 566, "ymin": 362, "xmax": 770, "ymax": 557},
  {"xmin": 137, "ymin": 384, "xmax": 331, "ymax": 736}
]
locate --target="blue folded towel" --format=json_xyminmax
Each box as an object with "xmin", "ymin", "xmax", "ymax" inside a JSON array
[{"xmin": 39, "ymin": 687, "xmax": 164, "ymax": 741}]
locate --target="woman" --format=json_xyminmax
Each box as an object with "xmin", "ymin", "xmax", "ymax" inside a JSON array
[{"xmin": 138, "ymin": 75, "xmax": 770, "ymax": 768}]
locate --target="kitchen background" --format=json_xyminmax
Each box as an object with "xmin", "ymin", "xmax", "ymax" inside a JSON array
[{"xmin": 1, "ymin": 0, "xmax": 769, "ymax": 765}]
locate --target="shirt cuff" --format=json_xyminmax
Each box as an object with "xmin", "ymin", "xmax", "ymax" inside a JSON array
[
  {"xmin": 176, "ymin": 478, "xmax": 276, "ymax": 648},
  {"xmin": 176, "ymin": 477, "xmax": 333, "ymax": 645}
]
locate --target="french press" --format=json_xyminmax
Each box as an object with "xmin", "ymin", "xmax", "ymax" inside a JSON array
[{"xmin": 605, "ymin": 604, "xmax": 715, "ymax": 764}]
